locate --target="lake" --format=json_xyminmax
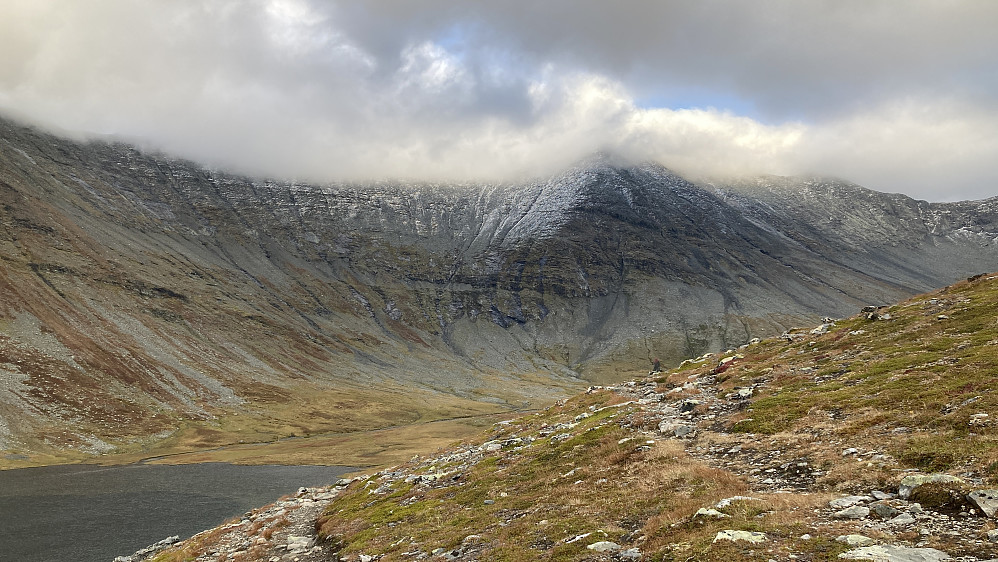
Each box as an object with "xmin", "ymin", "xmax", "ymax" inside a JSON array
[{"xmin": 0, "ymin": 462, "xmax": 357, "ymax": 562}]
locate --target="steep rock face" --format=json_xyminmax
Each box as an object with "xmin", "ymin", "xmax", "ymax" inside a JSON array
[{"xmin": 1, "ymin": 116, "xmax": 997, "ymax": 456}]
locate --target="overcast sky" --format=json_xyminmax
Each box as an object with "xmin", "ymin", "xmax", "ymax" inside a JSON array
[{"xmin": 2, "ymin": 1, "xmax": 996, "ymax": 201}]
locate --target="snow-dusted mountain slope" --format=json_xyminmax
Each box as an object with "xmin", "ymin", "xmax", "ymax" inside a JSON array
[{"xmin": 1, "ymin": 115, "xmax": 996, "ymax": 458}]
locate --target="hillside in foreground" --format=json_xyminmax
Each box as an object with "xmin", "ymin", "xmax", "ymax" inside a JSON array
[{"xmin": 135, "ymin": 274, "xmax": 998, "ymax": 561}]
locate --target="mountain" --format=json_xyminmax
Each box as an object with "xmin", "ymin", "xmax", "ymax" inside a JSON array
[
  {"xmin": 1, "ymin": 115, "xmax": 997, "ymax": 464},
  {"xmin": 130, "ymin": 273, "xmax": 998, "ymax": 561}
]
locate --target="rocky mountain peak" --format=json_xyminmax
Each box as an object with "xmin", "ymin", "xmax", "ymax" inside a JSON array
[{"xmin": 1, "ymin": 113, "xmax": 998, "ymax": 467}]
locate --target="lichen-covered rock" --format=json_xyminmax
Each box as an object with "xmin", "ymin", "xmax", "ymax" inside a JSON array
[{"xmin": 713, "ymin": 530, "xmax": 766, "ymax": 543}]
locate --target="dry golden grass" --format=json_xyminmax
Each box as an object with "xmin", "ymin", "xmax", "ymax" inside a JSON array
[{"xmin": 141, "ymin": 413, "xmax": 510, "ymax": 468}]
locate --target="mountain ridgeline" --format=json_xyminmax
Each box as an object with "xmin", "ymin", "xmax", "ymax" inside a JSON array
[{"xmin": 0, "ymin": 115, "xmax": 996, "ymax": 460}]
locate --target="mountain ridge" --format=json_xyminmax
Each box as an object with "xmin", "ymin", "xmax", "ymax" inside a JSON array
[{"xmin": 1, "ymin": 114, "xmax": 997, "ymax": 464}]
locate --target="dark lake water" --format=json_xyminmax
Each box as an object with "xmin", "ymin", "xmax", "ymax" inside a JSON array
[{"xmin": 0, "ymin": 462, "xmax": 357, "ymax": 562}]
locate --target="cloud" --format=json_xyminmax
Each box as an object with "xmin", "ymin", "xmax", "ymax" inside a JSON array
[
  {"xmin": 795, "ymin": 100, "xmax": 998, "ymax": 201},
  {"xmin": 0, "ymin": 0, "xmax": 995, "ymax": 201}
]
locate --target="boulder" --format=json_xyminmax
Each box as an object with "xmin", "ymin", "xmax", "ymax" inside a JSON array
[
  {"xmin": 887, "ymin": 512, "xmax": 916, "ymax": 527},
  {"xmin": 837, "ymin": 535, "xmax": 876, "ymax": 547},
  {"xmin": 286, "ymin": 535, "xmax": 312, "ymax": 553},
  {"xmin": 870, "ymin": 502, "xmax": 900, "ymax": 519},
  {"xmin": 967, "ymin": 489, "xmax": 998, "ymax": 518},
  {"xmin": 694, "ymin": 508, "xmax": 729, "ymax": 519},
  {"xmin": 679, "ymin": 399, "xmax": 700, "ymax": 413},
  {"xmin": 810, "ymin": 323, "xmax": 832, "ymax": 335},
  {"xmin": 833, "ymin": 506, "xmax": 870, "ymax": 519},
  {"xmin": 587, "ymin": 541, "xmax": 621, "ymax": 553},
  {"xmin": 829, "ymin": 495, "xmax": 871, "ymax": 509},
  {"xmin": 838, "ymin": 545, "xmax": 951, "ymax": 561},
  {"xmin": 658, "ymin": 421, "xmax": 696, "ymax": 438}
]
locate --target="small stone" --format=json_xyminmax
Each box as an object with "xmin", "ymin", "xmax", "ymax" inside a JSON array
[
  {"xmin": 887, "ymin": 513, "xmax": 916, "ymax": 527},
  {"xmin": 987, "ymin": 529, "xmax": 998, "ymax": 542},
  {"xmin": 695, "ymin": 508, "xmax": 730, "ymax": 519},
  {"xmin": 587, "ymin": 541, "xmax": 621, "ymax": 553},
  {"xmin": 714, "ymin": 530, "xmax": 766, "ymax": 544},
  {"xmin": 871, "ymin": 490, "xmax": 895, "ymax": 500},
  {"xmin": 833, "ymin": 506, "xmax": 870, "ymax": 519}
]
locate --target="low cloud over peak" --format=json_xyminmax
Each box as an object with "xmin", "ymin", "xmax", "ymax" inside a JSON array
[{"xmin": 2, "ymin": 1, "xmax": 996, "ymax": 201}]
